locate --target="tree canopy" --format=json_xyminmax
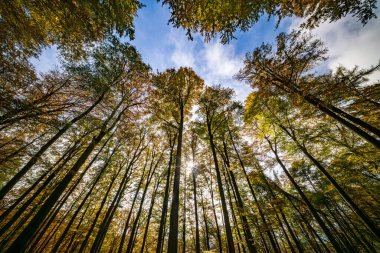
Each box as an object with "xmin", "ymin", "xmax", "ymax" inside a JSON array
[{"xmin": 0, "ymin": 1, "xmax": 379, "ymax": 253}]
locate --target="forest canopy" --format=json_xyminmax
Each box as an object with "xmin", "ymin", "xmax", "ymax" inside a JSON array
[{"xmin": 0, "ymin": 1, "xmax": 379, "ymax": 253}]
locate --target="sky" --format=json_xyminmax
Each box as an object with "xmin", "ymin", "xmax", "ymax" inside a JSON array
[{"xmin": 33, "ymin": 1, "xmax": 380, "ymax": 102}]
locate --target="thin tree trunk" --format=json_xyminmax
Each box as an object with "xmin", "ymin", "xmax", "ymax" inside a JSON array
[
  {"xmin": 192, "ymin": 169, "xmax": 201, "ymax": 253},
  {"xmin": 206, "ymin": 120, "xmax": 235, "ymax": 253},
  {"xmin": 89, "ymin": 144, "xmax": 144, "ymax": 253},
  {"xmin": 125, "ymin": 152, "xmax": 161, "ymax": 253},
  {"xmin": 302, "ymin": 93, "xmax": 380, "ymax": 148},
  {"xmin": 181, "ymin": 165, "xmax": 187, "ymax": 253},
  {"xmin": 77, "ymin": 162, "xmax": 122, "ymax": 253},
  {"xmin": 224, "ymin": 165, "xmax": 247, "ymax": 253},
  {"xmin": 118, "ymin": 159, "xmax": 148, "ymax": 253},
  {"xmin": 207, "ymin": 171, "xmax": 223, "ymax": 253},
  {"xmin": 261, "ymin": 174, "xmax": 303, "ymax": 253},
  {"xmin": 266, "ymin": 137, "xmax": 342, "ymax": 252},
  {"xmin": 219, "ymin": 142, "xmax": 257, "ymax": 253},
  {"xmin": 200, "ymin": 190, "xmax": 210, "ymax": 251},
  {"xmin": 52, "ymin": 145, "xmax": 118, "ymax": 252},
  {"xmin": 0, "ymin": 138, "xmax": 81, "ymax": 237},
  {"xmin": 280, "ymin": 123, "xmax": 380, "ymax": 241},
  {"xmin": 156, "ymin": 138, "xmax": 175, "ymax": 253},
  {"xmin": 140, "ymin": 177, "xmax": 161, "ymax": 253}
]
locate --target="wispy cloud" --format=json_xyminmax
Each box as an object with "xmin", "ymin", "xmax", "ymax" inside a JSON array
[
  {"xmin": 203, "ymin": 42, "xmax": 242, "ymax": 77},
  {"xmin": 169, "ymin": 30, "xmax": 196, "ymax": 68},
  {"xmin": 289, "ymin": 11, "xmax": 380, "ymax": 82},
  {"xmin": 162, "ymin": 30, "xmax": 249, "ymax": 101}
]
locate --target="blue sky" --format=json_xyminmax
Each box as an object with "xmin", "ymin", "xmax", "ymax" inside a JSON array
[{"xmin": 33, "ymin": 1, "xmax": 380, "ymax": 102}]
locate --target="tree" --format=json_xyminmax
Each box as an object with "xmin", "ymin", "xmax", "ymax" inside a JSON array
[
  {"xmin": 238, "ymin": 31, "xmax": 380, "ymax": 148},
  {"xmin": 161, "ymin": 0, "xmax": 377, "ymax": 43},
  {"xmin": 197, "ymin": 86, "xmax": 238, "ymax": 253},
  {"xmin": 0, "ymin": 0, "xmax": 142, "ymax": 59},
  {"xmin": 152, "ymin": 67, "xmax": 204, "ymax": 253}
]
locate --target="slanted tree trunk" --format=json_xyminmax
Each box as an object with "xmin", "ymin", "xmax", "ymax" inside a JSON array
[
  {"xmin": 181, "ymin": 165, "xmax": 187, "ymax": 253},
  {"xmin": 260, "ymin": 174, "xmax": 303, "ymax": 253},
  {"xmin": 140, "ymin": 177, "xmax": 161, "ymax": 253},
  {"xmin": 206, "ymin": 171, "xmax": 223, "ymax": 253},
  {"xmin": 52, "ymin": 145, "xmax": 118, "ymax": 252},
  {"xmin": 301, "ymin": 92, "xmax": 380, "ymax": 148},
  {"xmin": 223, "ymin": 165, "xmax": 247, "ymax": 253},
  {"xmin": 77, "ymin": 163, "xmax": 122, "ymax": 253},
  {"xmin": 118, "ymin": 160, "xmax": 148, "ymax": 253},
  {"xmin": 200, "ymin": 189, "xmax": 210, "ymax": 251},
  {"xmin": 266, "ymin": 137, "xmax": 343, "ymax": 252},
  {"xmin": 279, "ymin": 123, "xmax": 380, "ymax": 241},
  {"xmin": 89, "ymin": 140, "xmax": 145, "ymax": 253},
  {"xmin": 0, "ymin": 92, "xmax": 105, "ymax": 200},
  {"xmin": 219, "ymin": 141, "xmax": 257, "ymax": 253},
  {"xmin": 206, "ymin": 119, "xmax": 235, "ymax": 253},
  {"xmin": 228, "ymin": 128, "xmax": 279, "ymax": 252}
]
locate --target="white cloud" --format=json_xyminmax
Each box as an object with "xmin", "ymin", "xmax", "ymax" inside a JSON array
[
  {"xmin": 164, "ymin": 31, "xmax": 250, "ymax": 101},
  {"xmin": 203, "ymin": 42, "xmax": 242, "ymax": 77},
  {"xmin": 200, "ymin": 41, "xmax": 250, "ymax": 101},
  {"xmin": 168, "ymin": 29, "xmax": 196, "ymax": 68},
  {"xmin": 289, "ymin": 12, "xmax": 380, "ymax": 82}
]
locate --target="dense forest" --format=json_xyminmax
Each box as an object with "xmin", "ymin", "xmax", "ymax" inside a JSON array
[{"xmin": 0, "ymin": 1, "xmax": 379, "ymax": 252}]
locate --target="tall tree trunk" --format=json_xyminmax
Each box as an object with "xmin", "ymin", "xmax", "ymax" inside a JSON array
[
  {"xmin": 200, "ymin": 189, "xmax": 210, "ymax": 251},
  {"xmin": 220, "ymin": 142, "xmax": 257, "ymax": 253},
  {"xmin": 125, "ymin": 151, "xmax": 161, "ymax": 253},
  {"xmin": 140, "ymin": 178, "xmax": 160, "ymax": 253},
  {"xmin": 77, "ymin": 163, "xmax": 122, "ymax": 253},
  {"xmin": 6, "ymin": 100, "xmax": 121, "ymax": 253},
  {"xmin": 207, "ymin": 171, "xmax": 223, "ymax": 253},
  {"xmin": 89, "ymin": 143, "xmax": 144, "ymax": 253},
  {"xmin": 168, "ymin": 105, "xmax": 184, "ymax": 253},
  {"xmin": 156, "ymin": 138, "xmax": 175, "ymax": 253},
  {"xmin": 0, "ymin": 138, "xmax": 80, "ymax": 238},
  {"xmin": 118, "ymin": 160, "xmax": 148, "ymax": 253},
  {"xmin": 260, "ymin": 174, "xmax": 303, "ymax": 253},
  {"xmin": 181, "ymin": 165, "xmax": 187, "ymax": 253},
  {"xmin": 206, "ymin": 120, "xmax": 235, "ymax": 253},
  {"xmin": 52, "ymin": 146, "xmax": 118, "ymax": 252},
  {"xmin": 224, "ymin": 165, "xmax": 247, "ymax": 253},
  {"xmin": 192, "ymin": 169, "xmax": 201, "ymax": 253},
  {"xmin": 302, "ymin": 93, "xmax": 380, "ymax": 148},
  {"xmin": 0, "ymin": 133, "xmax": 83, "ymax": 223},
  {"xmin": 227, "ymin": 132, "xmax": 276, "ymax": 252}
]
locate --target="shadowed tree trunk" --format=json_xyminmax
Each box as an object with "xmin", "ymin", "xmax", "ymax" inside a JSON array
[
  {"xmin": 156, "ymin": 135, "xmax": 176, "ymax": 253},
  {"xmin": 206, "ymin": 118, "xmax": 235, "ymax": 253},
  {"xmin": 168, "ymin": 103, "xmax": 184, "ymax": 253}
]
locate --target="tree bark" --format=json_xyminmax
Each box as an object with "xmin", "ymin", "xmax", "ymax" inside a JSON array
[
  {"xmin": 156, "ymin": 137, "xmax": 175, "ymax": 253},
  {"xmin": 168, "ymin": 104, "xmax": 184, "ymax": 253},
  {"xmin": 206, "ymin": 120, "xmax": 235, "ymax": 253}
]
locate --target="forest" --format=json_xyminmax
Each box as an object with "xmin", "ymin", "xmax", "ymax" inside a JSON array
[{"xmin": 0, "ymin": 0, "xmax": 379, "ymax": 252}]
